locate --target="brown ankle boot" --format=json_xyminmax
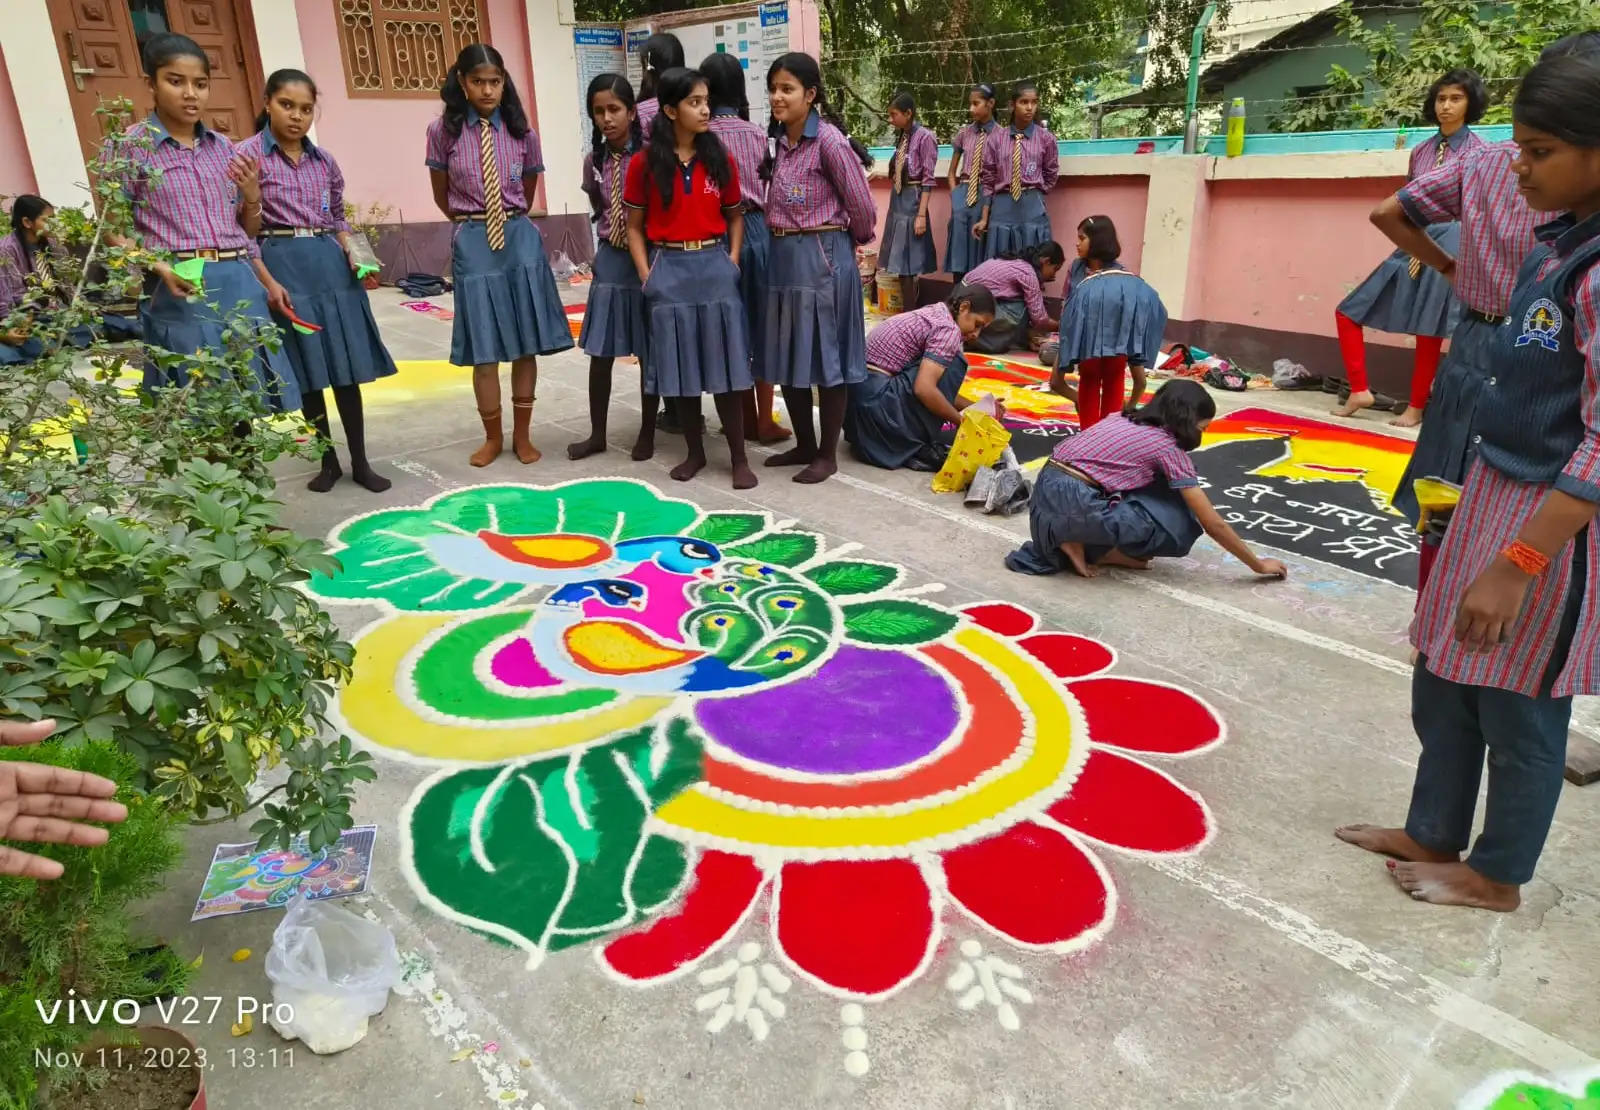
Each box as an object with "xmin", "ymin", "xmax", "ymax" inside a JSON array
[
  {"xmin": 511, "ymin": 395, "xmax": 540, "ymax": 463},
  {"xmin": 470, "ymin": 407, "xmax": 503, "ymax": 467}
]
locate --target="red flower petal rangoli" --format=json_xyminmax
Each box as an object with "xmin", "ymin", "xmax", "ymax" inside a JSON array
[
  {"xmin": 942, "ymin": 821, "xmax": 1114, "ymax": 950},
  {"xmin": 773, "ymin": 859, "xmax": 940, "ymax": 999}
]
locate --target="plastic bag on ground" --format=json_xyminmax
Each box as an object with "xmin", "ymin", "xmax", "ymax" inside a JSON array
[
  {"xmin": 932, "ymin": 407, "xmax": 1010, "ymax": 494},
  {"xmin": 264, "ymin": 892, "xmax": 400, "ymax": 1054},
  {"xmin": 549, "ymin": 250, "xmax": 576, "ymax": 283},
  {"xmin": 1271, "ymin": 358, "xmax": 1316, "ymax": 389}
]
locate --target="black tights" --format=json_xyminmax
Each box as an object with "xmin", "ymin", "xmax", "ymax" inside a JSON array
[
  {"xmin": 303, "ymin": 385, "xmax": 390, "ymax": 493},
  {"xmin": 567, "ymin": 355, "xmax": 660, "ymax": 462},
  {"xmin": 768, "ymin": 384, "xmax": 847, "ymax": 482}
]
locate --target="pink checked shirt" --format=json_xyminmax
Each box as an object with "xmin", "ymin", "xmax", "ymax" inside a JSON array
[
  {"xmin": 866, "ymin": 303, "xmax": 964, "ymax": 370},
  {"xmin": 1407, "ymin": 126, "xmax": 1484, "ymax": 181},
  {"xmin": 1398, "ymin": 141, "xmax": 1539, "ymax": 318},
  {"xmin": 1051, "ymin": 415, "xmax": 1199, "ymax": 492},
  {"xmin": 965, "ymin": 257, "xmax": 1049, "ymax": 327},
  {"xmin": 0, "ymin": 234, "xmax": 40, "ymax": 316},
  {"xmin": 980, "ymin": 122, "xmax": 1060, "ymax": 197},
  {"xmin": 424, "ymin": 108, "xmax": 545, "ymax": 214},
  {"xmin": 104, "ymin": 116, "xmax": 256, "ymax": 257},
  {"xmin": 766, "ymin": 111, "xmax": 876, "ymax": 242},
  {"xmin": 710, "ymin": 110, "xmax": 768, "ymax": 212},
  {"xmin": 890, "ymin": 124, "xmax": 937, "ymax": 190},
  {"xmin": 951, "ymin": 120, "xmax": 997, "ymax": 187},
  {"xmin": 582, "ymin": 145, "xmax": 633, "ymax": 242},
  {"xmin": 233, "ymin": 130, "xmax": 351, "ymax": 233},
  {"xmin": 637, "ymin": 97, "xmax": 659, "ymax": 133}
]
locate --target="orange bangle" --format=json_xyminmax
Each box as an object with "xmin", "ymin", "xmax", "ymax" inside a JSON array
[{"xmin": 1502, "ymin": 540, "xmax": 1550, "ymax": 577}]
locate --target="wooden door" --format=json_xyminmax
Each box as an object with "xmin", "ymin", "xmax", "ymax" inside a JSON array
[{"xmin": 44, "ymin": 0, "xmax": 260, "ymax": 168}]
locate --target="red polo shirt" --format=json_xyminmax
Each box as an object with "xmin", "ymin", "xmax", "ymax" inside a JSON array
[{"xmin": 623, "ymin": 151, "xmax": 742, "ymax": 242}]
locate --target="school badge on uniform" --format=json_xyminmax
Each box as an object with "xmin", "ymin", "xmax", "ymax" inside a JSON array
[
  {"xmin": 1515, "ymin": 297, "xmax": 1563, "ymax": 351},
  {"xmin": 783, "ymin": 182, "xmax": 807, "ymax": 205}
]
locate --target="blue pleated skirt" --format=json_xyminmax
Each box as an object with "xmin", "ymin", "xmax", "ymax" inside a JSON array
[
  {"xmin": 1057, "ymin": 271, "xmax": 1168, "ymax": 368},
  {"xmin": 140, "ymin": 257, "xmax": 301, "ymax": 412},
  {"xmin": 761, "ymin": 230, "xmax": 867, "ymax": 389},
  {"xmin": 879, "ymin": 186, "xmax": 937, "ymax": 276},
  {"xmin": 258, "ymin": 235, "xmax": 397, "ymax": 392},
  {"xmin": 580, "ymin": 241, "xmax": 647, "ymax": 359},
  {"xmin": 1005, "ymin": 465, "xmax": 1201, "ymax": 573},
  {"xmin": 969, "ymin": 297, "xmax": 1029, "ymax": 355},
  {"xmin": 738, "ymin": 209, "xmax": 771, "ymax": 378},
  {"xmin": 0, "ymin": 337, "xmax": 43, "ymax": 365},
  {"xmin": 946, "ymin": 190, "xmax": 989, "ymax": 276},
  {"xmin": 449, "ymin": 217, "xmax": 574, "ymax": 366},
  {"xmin": 1392, "ymin": 312, "xmax": 1500, "ymax": 523},
  {"xmin": 845, "ymin": 354, "xmax": 967, "ymax": 470},
  {"xmin": 985, "ymin": 189, "xmax": 1052, "ymax": 258},
  {"xmin": 641, "ymin": 246, "xmax": 752, "ymax": 398},
  {"xmin": 1338, "ymin": 222, "xmax": 1463, "ymax": 339}
]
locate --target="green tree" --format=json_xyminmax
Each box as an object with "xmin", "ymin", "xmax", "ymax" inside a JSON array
[{"xmin": 1278, "ymin": 0, "xmax": 1600, "ymax": 132}]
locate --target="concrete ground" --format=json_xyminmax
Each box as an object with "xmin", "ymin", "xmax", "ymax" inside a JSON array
[{"xmin": 135, "ymin": 286, "xmax": 1600, "ymax": 1110}]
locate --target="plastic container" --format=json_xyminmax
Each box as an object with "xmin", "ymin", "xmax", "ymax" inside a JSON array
[
  {"xmin": 876, "ymin": 275, "xmax": 904, "ymax": 315},
  {"xmin": 1225, "ymin": 98, "xmax": 1247, "ymax": 158}
]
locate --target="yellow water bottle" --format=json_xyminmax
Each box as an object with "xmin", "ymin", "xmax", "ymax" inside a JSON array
[{"xmin": 1225, "ymin": 98, "xmax": 1246, "ymax": 158}]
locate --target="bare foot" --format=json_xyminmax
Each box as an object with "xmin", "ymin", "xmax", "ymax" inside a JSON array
[
  {"xmin": 1334, "ymin": 825, "xmax": 1459, "ymax": 863},
  {"xmin": 755, "ymin": 420, "xmax": 793, "ymax": 445},
  {"xmin": 1331, "ymin": 390, "xmax": 1375, "ymax": 418},
  {"xmin": 630, "ymin": 431, "xmax": 655, "ymax": 462},
  {"xmin": 1387, "ymin": 860, "xmax": 1520, "ymax": 911},
  {"xmin": 794, "ymin": 457, "xmax": 838, "ymax": 484},
  {"xmin": 670, "ymin": 454, "xmax": 706, "ymax": 482},
  {"xmin": 731, "ymin": 462, "xmax": 758, "ymax": 490},
  {"xmin": 1060, "ymin": 542, "xmax": 1098, "ymax": 578},
  {"xmin": 765, "ymin": 446, "xmax": 815, "ymax": 468},
  {"xmin": 1389, "ymin": 406, "xmax": 1424, "ymax": 428},
  {"xmin": 567, "ymin": 435, "xmax": 607, "ymax": 461},
  {"xmin": 1097, "ymin": 549, "xmax": 1151, "ymax": 570}
]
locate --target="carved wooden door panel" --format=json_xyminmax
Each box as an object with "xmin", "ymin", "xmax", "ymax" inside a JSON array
[{"xmin": 166, "ymin": 0, "xmax": 258, "ymax": 139}]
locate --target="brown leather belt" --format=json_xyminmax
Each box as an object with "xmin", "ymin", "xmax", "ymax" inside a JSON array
[
  {"xmin": 866, "ymin": 364, "xmax": 894, "ymax": 377},
  {"xmin": 451, "ymin": 209, "xmax": 526, "ymax": 222},
  {"xmin": 770, "ymin": 225, "xmax": 845, "ymax": 237},
  {"xmin": 1468, "ymin": 309, "xmax": 1507, "ymax": 326},
  {"xmin": 260, "ymin": 226, "xmax": 329, "ymax": 238},
  {"xmin": 1047, "ymin": 458, "xmax": 1106, "ymax": 492},
  {"xmin": 172, "ymin": 248, "xmax": 248, "ymax": 261}
]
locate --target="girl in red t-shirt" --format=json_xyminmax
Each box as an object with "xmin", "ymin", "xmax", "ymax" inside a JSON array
[{"xmin": 624, "ymin": 66, "xmax": 755, "ymax": 489}]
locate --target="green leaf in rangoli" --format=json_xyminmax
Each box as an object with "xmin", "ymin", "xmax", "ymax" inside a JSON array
[
  {"xmin": 404, "ymin": 719, "xmax": 704, "ymax": 962},
  {"xmin": 724, "ymin": 531, "xmax": 819, "ymax": 568},
  {"xmin": 841, "ymin": 598, "xmax": 960, "ymax": 646},
  {"xmin": 805, "ymin": 559, "xmax": 903, "ymax": 596},
  {"xmin": 687, "ymin": 511, "xmax": 768, "ymax": 546}
]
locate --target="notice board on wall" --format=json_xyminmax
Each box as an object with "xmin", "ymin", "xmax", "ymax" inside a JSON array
[{"xmin": 574, "ymin": 25, "xmax": 627, "ymax": 155}]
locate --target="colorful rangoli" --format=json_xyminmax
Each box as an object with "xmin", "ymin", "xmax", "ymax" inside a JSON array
[{"xmin": 308, "ymin": 479, "xmax": 1223, "ymax": 1071}]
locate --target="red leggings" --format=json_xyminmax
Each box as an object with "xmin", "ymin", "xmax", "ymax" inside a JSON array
[
  {"xmin": 1335, "ymin": 312, "xmax": 1444, "ymax": 409},
  {"xmin": 1076, "ymin": 356, "xmax": 1128, "ymax": 429}
]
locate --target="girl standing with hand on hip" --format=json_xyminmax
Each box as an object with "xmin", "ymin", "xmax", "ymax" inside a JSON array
[
  {"xmin": 238, "ymin": 68, "xmax": 398, "ymax": 493},
  {"xmin": 975, "ymin": 79, "xmax": 1058, "ymax": 257},
  {"xmin": 101, "ymin": 33, "xmax": 299, "ymax": 414},
  {"xmin": 624, "ymin": 67, "xmax": 756, "ymax": 490},
  {"xmin": 946, "ymin": 83, "xmax": 998, "ymax": 284},
  {"xmin": 759, "ymin": 52, "xmax": 877, "ymax": 485},
  {"xmin": 426, "ymin": 43, "xmax": 572, "ymax": 468},
  {"xmin": 568, "ymin": 72, "xmax": 651, "ymax": 462},
  {"xmin": 702, "ymin": 51, "xmax": 789, "ymax": 445},
  {"xmin": 876, "ymin": 91, "xmax": 939, "ymax": 304}
]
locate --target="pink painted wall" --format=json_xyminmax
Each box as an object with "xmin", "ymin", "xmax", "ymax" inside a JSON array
[
  {"xmin": 870, "ymin": 172, "xmax": 1150, "ymax": 297},
  {"xmin": 293, "ymin": 0, "xmax": 539, "ymax": 224},
  {"xmin": 0, "ymin": 50, "xmax": 38, "ymax": 200},
  {"xmin": 1195, "ymin": 176, "xmax": 1407, "ymax": 344}
]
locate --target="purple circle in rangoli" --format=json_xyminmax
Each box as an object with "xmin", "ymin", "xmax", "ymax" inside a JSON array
[{"xmin": 694, "ymin": 646, "xmax": 959, "ymax": 775}]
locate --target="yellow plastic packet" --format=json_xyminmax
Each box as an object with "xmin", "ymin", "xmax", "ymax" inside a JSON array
[
  {"xmin": 1412, "ymin": 476, "xmax": 1461, "ymax": 534},
  {"xmin": 932, "ymin": 409, "xmax": 1011, "ymax": 494}
]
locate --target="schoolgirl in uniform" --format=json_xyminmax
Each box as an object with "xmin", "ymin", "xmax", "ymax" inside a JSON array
[
  {"xmin": 702, "ymin": 51, "xmax": 788, "ymax": 445},
  {"xmin": 876, "ymin": 92, "xmax": 938, "ymax": 301},
  {"xmin": 760, "ymin": 52, "xmax": 878, "ymax": 485},
  {"xmin": 975, "ymin": 79, "xmax": 1058, "ymax": 257},
  {"xmin": 1007, "ymin": 379, "xmax": 1288, "ymax": 580},
  {"xmin": 946, "ymin": 83, "xmax": 998, "ymax": 283},
  {"xmin": 1, "ymin": 195, "xmax": 55, "ymax": 365},
  {"xmin": 1337, "ymin": 53, "xmax": 1600, "ymax": 913},
  {"xmin": 101, "ymin": 33, "xmax": 299, "ymax": 413},
  {"xmin": 239, "ymin": 68, "xmax": 397, "ymax": 493},
  {"xmin": 568, "ymin": 72, "xmax": 651, "ymax": 462},
  {"xmin": 635, "ymin": 33, "xmax": 684, "ymax": 135},
  {"xmin": 426, "ymin": 43, "xmax": 572, "ymax": 467},
  {"xmin": 845, "ymin": 284, "xmax": 995, "ymax": 470},
  {"xmin": 1333, "ymin": 69, "xmax": 1487, "ymax": 426},
  {"xmin": 624, "ymin": 66, "xmax": 755, "ymax": 490},
  {"xmin": 964, "ymin": 240, "xmax": 1063, "ymax": 354},
  {"xmin": 1050, "ymin": 215, "xmax": 1165, "ymax": 429}
]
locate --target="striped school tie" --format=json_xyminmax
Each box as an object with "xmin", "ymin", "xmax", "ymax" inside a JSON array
[
  {"xmin": 607, "ymin": 151, "xmax": 628, "ymax": 249},
  {"xmin": 893, "ymin": 130, "xmax": 907, "ymax": 194},
  {"xmin": 479, "ymin": 118, "xmax": 506, "ymax": 252},
  {"xmin": 966, "ymin": 128, "xmax": 986, "ymax": 207},
  {"xmin": 1010, "ymin": 133, "xmax": 1023, "ymax": 201},
  {"xmin": 1407, "ymin": 139, "xmax": 1447, "ymax": 279}
]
